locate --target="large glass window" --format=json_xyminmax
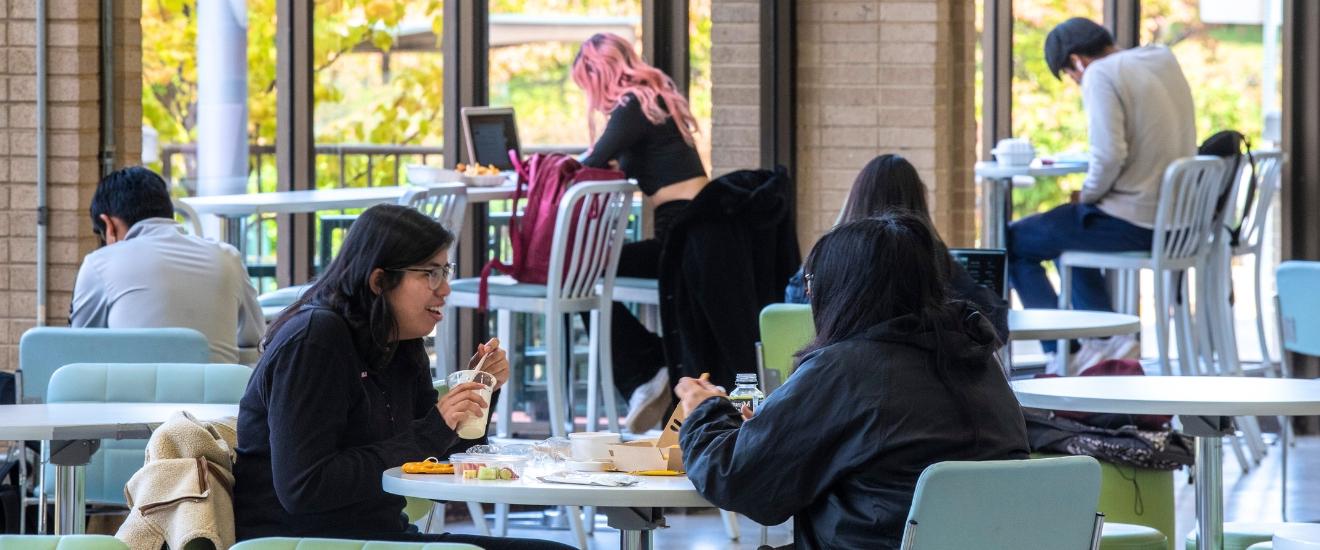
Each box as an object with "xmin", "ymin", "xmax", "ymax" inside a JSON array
[
  {"xmin": 689, "ymin": 0, "xmax": 713, "ymax": 172},
  {"xmin": 487, "ymin": 1, "xmax": 643, "ymax": 149}
]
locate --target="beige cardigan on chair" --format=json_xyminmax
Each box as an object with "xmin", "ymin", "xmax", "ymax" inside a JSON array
[{"xmin": 116, "ymin": 411, "xmax": 239, "ymax": 550}]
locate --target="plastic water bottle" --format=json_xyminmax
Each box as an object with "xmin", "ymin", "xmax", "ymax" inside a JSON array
[{"xmin": 728, "ymin": 373, "xmax": 765, "ymax": 413}]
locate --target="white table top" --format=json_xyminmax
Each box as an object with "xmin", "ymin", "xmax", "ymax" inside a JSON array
[
  {"xmin": 0, "ymin": 403, "xmax": 239, "ymax": 441},
  {"xmin": 180, "ymin": 183, "xmax": 520, "ymax": 217},
  {"xmin": 1274, "ymin": 523, "xmax": 1320, "ymax": 545},
  {"xmin": 1012, "ymin": 376, "xmax": 1320, "ymax": 416},
  {"xmin": 382, "ymin": 467, "xmax": 712, "ymax": 508},
  {"xmin": 1008, "ymin": 309, "xmax": 1141, "ymax": 341},
  {"xmin": 975, "ymin": 160, "xmax": 1089, "ymax": 179}
]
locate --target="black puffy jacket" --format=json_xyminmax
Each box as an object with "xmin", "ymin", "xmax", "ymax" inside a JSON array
[{"xmin": 680, "ymin": 303, "xmax": 1029, "ymax": 550}]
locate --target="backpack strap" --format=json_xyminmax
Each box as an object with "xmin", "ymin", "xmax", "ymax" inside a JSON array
[{"xmin": 1228, "ymin": 136, "xmax": 1257, "ymax": 248}]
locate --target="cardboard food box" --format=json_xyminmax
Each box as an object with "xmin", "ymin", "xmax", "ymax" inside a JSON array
[{"xmin": 607, "ymin": 404, "xmax": 687, "ymax": 472}]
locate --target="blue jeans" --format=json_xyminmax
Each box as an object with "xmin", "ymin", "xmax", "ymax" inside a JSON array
[{"xmin": 1008, "ymin": 204, "xmax": 1153, "ymax": 349}]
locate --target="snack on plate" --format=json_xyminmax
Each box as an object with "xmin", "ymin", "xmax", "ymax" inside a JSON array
[
  {"xmin": 401, "ymin": 457, "xmax": 454, "ymax": 475},
  {"xmin": 450, "ymin": 453, "xmax": 528, "ymax": 482},
  {"xmin": 455, "ymin": 163, "xmax": 502, "ymax": 177}
]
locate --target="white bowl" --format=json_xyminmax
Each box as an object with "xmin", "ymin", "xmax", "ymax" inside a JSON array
[
  {"xmin": 566, "ymin": 459, "xmax": 613, "ymax": 472},
  {"xmin": 993, "ymin": 138, "xmax": 1036, "ymax": 167},
  {"xmin": 406, "ymin": 164, "xmax": 442, "ymax": 184},
  {"xmin": 464, "ymin": 174, "xmax": 509, "ymax": 187},
  {"xmin": 569, "ymin": 431, "xmax": 621, "ymax": 461}
]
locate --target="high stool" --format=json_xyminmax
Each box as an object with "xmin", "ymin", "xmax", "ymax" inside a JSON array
[
  {"xmin": 1101, "ymin": 523, "xmax": 1169, "ymax": 550},
  {"xmin": 1184, "ymin": 521, "xmax": 1292, "ymax": 550}
]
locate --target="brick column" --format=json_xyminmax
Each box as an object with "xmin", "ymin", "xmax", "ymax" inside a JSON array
[
  {"xmin": 793, "ymin": 0, "xmax": 976, "ymax": 252},
  {"xmin": 0, "ymin": 3, "xmax": 141, "ymax": 372},
  {"xmin": 710, "ymin": 0, "xmax": 760, "ymax": 178}
]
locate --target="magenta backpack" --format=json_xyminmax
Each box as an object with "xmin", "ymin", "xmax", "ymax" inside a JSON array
[{"xmin": 477, "ymin": 152, "xmax": 624, "ymax": 310}]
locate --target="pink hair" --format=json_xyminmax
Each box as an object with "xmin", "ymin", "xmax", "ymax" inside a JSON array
[{"xmin": 571, "ymin": 33, "xmax": 699, "ymax": 147}]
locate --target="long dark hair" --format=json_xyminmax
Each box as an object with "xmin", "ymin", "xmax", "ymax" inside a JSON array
[
  {"xmin": 804, "ymin": 213, "xmax": 947, "ymax": 353},
  {"xmin": 802, "ymin": 212, "xmax": 982, "ymax": 444},
  {"xmin": 265, "ymin": 204, "xmax": 454, "ymax": 367},
  {"xmin": 839, "ymin": 154, "xmax": 932, "ymax": 226}
]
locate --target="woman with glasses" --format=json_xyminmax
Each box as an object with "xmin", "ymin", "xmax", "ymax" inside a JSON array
[
  {"xmin": 676, "ymin": 213, "xmax": 1029, "ymax": 550},
  {"xmin": 234, "ymin": 204, "xmax": 572, "ymax": 550}
]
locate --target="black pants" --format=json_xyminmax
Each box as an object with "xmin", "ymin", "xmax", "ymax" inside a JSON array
[
  {"xmin": 604, "ymin": 200, "xmax": 690, "ymax": 398},
  {"xmin": 345, "ymin": 530, "xmax": 576, "ymax": 550}
]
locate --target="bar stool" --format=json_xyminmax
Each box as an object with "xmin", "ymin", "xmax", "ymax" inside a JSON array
[{"xmin": 443, "ymin": 180, "xmax": 637, "ymax": 437}]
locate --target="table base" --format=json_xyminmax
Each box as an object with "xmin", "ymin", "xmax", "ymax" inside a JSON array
[
  {"xmin": 603, "ymin": 507, "xmax": 665, "ymax": 550},
  {"xmin": 49, "ymin": 438, "xmax": 101, "ymax": 535},
  {"xmin": 1182, "ymin": 414, "xmax": 1235, "ymax": 550}
]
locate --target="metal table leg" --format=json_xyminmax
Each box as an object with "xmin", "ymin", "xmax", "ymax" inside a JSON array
[
  {"xmin": 980, "ymin": 176, "xmax": 1012, "ymax": 249},
  {"xmin": 1181, "ymin": 415, "xmax": 1233, "ymax": 550},
  {"xmin": 603, "ymin": 506, "xmax": 666, "ymax": 550},
  {"xmin": 48, "ymin": 439, "xmax": 100, "ymax": 535}
]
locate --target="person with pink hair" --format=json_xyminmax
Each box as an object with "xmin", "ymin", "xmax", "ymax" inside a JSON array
[{"xmin": 572, "ymin": 32, "xmax": 708, "ymax": 432}]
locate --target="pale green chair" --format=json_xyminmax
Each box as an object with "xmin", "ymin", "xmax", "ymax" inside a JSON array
[
  {"xmin": 1184, "ymin": 522, "xmax": 1291, "ymax": 550},
  {"xmin": 901, "ymin": 456, "xmax": 1103, "ymax": 549},
  {"xmin": 1101, "ymin": 523, "xmax": 1168, "ymax": 550},
  {"xmin": 756, "ymin": 304, "xmax": 813, "ymax": 393},
  {"xmin": 0, "ymin": 535, "xmax": 127, "ymax": 550},
  {"xmin": 1035, "ymin": 453, "xmax": 1176, "ymax": 547},
  {"xmin": 1246, "ymin": 543, "xmax": 1273, "ymax": 550},
  {"xmin": 230, "ymin": 538, "xmax": 482, "ymax": 550}
]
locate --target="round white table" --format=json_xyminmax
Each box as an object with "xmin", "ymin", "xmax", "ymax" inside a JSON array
[
  {"xmin": 975, "ymin": 159, "xmax": 1088, "ymax": 249},
  {"xmin": 1007, "ymin": 308, "xmax": 1142, "ymax": 374},
  {"xmin": 0, "ymin": 402, "xmax": 239, "ymax": 534},
  {"xmin": 382, "ymin": 468, "xmax": 711, "ymax": 549},
  {"xmin": 1012, "ymin": 376, "xmax": 1320, "ymax": 550},
  {"xmin": 1274, "ymin": 523, "xmax": 1320, "ymax": 548}
]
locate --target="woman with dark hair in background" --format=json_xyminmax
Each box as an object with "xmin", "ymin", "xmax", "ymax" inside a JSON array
[
  {"xmin": 571, "ymin": 32, "xmax": 710, "ymax": 432},
  {"xmin": 676, "ymin": 213, "xmax": 1028, "ymax": 550},
  {"xmin": 234, "ymin": 204, "xmax": 572, "ymax": 550},
  {"xmin": 785, "ymin": 154, "xmax": 1009, "ymax": 342}
]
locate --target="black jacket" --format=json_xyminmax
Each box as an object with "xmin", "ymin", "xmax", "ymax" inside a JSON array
[
  {"xmin": 234, "ymin": 306, "xmax": 475, "ymax": 540},
  {"xmin": 680, "ymin": 303, "xmax": 1030, "ymax": 550},
  {"xmin": 659, "ymin": 167, "xmax": 801, "ymax": 390}
]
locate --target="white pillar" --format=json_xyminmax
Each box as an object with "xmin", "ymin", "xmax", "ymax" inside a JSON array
[{"xmin": 197, "ymin": 0, "xmax": 249, "ymax": 198}]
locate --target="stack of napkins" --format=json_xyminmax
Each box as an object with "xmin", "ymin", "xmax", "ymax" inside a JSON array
[{"xmin": 537, "ymin": 472, "xmax": 638, "ymax": 487}]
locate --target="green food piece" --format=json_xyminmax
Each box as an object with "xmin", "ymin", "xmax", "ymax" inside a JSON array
[
  {"xmin": 499, "ymin": 467, "xmax": 515, "ymax": 480},
  {"xmin": 477, "ymin": 466, "xmax": 498, "ymax": 480}
]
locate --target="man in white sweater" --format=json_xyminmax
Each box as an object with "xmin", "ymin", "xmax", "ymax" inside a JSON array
[{"xmin": 1008, "ymin": 17, "xmax": 1195, "ymax": 353}]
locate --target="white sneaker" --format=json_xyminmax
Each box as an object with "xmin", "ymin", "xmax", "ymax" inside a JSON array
[{"xmin": 623, "ymin": 369, "xmax": 672, "ymax": 434}]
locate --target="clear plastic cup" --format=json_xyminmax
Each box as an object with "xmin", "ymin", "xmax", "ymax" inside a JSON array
[{"xmin": 446, "ymin": 369, "xmax": 497, "ymax": 439}]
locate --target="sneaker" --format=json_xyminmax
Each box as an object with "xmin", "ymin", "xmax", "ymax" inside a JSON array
[
  {"xmin": 623, "ymin": 368, "xmax": 672, "ymax": 434},
  {"xmin": 1070, "ymin": 334, "xmax": 1141, "ymax": 373}
]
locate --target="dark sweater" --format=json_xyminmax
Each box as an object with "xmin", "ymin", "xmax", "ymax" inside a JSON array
[
  {"xmin": 581, "ymin": 94, "xmax": 706, "ymax": 195},
  {"xmin": 681, "ymin": 303, "xmax": 1030, "ymax": 550},
  {"xmin": 234, "ymin": 306, "xmax": 462, "ymax": 540}
]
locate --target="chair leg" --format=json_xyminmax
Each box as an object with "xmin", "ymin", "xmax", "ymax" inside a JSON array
[
  {"xmin": 494, "ymin": 502, "xmax": 509, "ymax": 537},
  {"xmin": 545, "ymin": 312, "xmax": 569, "ymax": 437},
  {"xmin": 566, "ymin": 505, "xmax": 589, "ymax": 549},
  {"xmin": 467, "ymin": 501, "xmax": 490, "ymax": 536},
  {"xmin": 1253, "ymin": 249, "xmax": 1274, "ymax": 372},
  {"xmin": 597, "ymin": 305, "xmax": 620, "ymax": 433},
  {"xmin": 497, "ymin": 310, "xmax": 514, "ymax": 438},
  {"xmin": 1153, "ymin": 272, "xmax": 1172, "ymax": 376},
  {"xmin": 720, "ymin": 510, "xmax": 741, "ymax": 541}
]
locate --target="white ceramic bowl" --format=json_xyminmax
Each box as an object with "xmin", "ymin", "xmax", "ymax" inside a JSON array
[
  {"xmin": 464, "ymin": 174, "xmax": 509, "ymax": 187},
  {"xmin": 569, "ymin": 431, "xmax": 622, "ymax": 461},
  {"xmin": 993, "ymin": 138, "xmax": 1036, "ymax": 167}
]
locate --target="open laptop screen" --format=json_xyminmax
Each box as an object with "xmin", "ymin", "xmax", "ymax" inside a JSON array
[
  {"xmin": 949, "ymin": 248, "xmax": 1007, "ymax": 298},
  {"xmin": 461, "ymin": 107, "xmax": 520, "ymax": 171}
]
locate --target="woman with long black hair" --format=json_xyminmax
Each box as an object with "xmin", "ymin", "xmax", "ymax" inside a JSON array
[
  {"xmin": 234, "ymin": 204, "xmax": 572, "ymax": 550},
  {"xmin": 676, "ymin": 212, "xmax": 1029, "ymax": 550}
]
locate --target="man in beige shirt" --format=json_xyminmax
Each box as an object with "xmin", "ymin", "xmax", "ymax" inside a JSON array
[{"xmin": 1008, "ymin": 17, "xmax": 1195, "ymax": 354}]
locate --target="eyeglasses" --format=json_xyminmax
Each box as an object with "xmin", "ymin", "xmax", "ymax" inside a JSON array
[
  {"xmin": 803, "ymin": 272, "xmax": 815, "ymax": 297},
  {"xmin": 392, "ymin": 263, "xmax": 456, "ymax": 290}
]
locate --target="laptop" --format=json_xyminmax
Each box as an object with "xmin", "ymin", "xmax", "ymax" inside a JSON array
[
  {"xmin": 461, "ymin": 106, "xmax": 522, "ymax": 172},
  {"xmin": 948, "ymin": 248, "xmax": 1007, "ymax": 299}
]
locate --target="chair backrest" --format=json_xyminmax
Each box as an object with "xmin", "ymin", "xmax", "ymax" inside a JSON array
[
  {"xmin": 0, "ymin": 535, "xmax": 130, "ymax": 550},
  {"xmin": 400, "ymin": 183, "xmax": 469, "ymax": 240},
  {"xmin": 901, "ymin": 456, "xmax": 1103, "ymax": 550},
  {"xmin": 1151, "ymin": 156, "xmax": 1228, "ymax": 265},
  {"xmin": 1276, "ymin": 261, "xmax": 1320, "ymax": 358},
  {"xmin": 230, "ymin": 538, "xmax": 483, "ymax": 550},
  {"xmin": 171, "ymin": 198, "xmax": 204, "ymax": 237},
  {"xmin": 1236, "ymin": 150, "xmax": 1285, "ymax": 254},
  {"xmin": 757, "ymin": 304, "xmax": 814, "ymax": 393},
  {"xmin": 547, "ymin": 180, "xmax": 637, "ymax": 302},
  {"xmin": 45, "ymin": 363, "xmax": 251, "ymax": 506},
  {"xmin": 18, "ymin": 327, "xmax": 211, "ymax": 403}
]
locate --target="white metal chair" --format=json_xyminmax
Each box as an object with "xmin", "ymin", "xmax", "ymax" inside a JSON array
[
  {"xmin": 171, "ymin": 198, "xmax": 204, "ymax": 237},
  {"xmin": 443, "ymin": 180, "xmax": 637, "ymax": 438},
  {"xmin": 1230, "ymin": 151, "xmax": 1285, "ymax": 375},
  {"xmin": 402, "ymin": 183, "xmax": 469, "ymax": 236},
  {"xmin": 1058, "ymin": 156, "xmax": 1227, "ymax": 377}
]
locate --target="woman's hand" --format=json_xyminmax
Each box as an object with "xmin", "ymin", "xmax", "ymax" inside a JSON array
[
  {"xmin": 437, "ymin": 382, "xmax": 490, "ymax": 430},
  {"xmin": 467, "ymin": 337, "xmax": 509, "ymax": 390},
  {"xmin": 675, "ymin": 376, "xmax": 726, "ymax": 415}
]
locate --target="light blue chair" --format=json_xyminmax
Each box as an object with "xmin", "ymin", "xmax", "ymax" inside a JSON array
[
  {"xmin": 0, "ymin": 535, "xmax": 128, "ymax": 550},
  {"xmin": 230, "ymin": 538, "xmax": 483, "ymax": 550},
  {"xmin": 1274, "ymin": 260, "xmax": 1320, "ymax": 520},
  {"xmin": 17, "ymin": 327, "xmax": 211, "ymax": 404},
  {"xmin": 901, "ymin": 456, "xmax": 1103, "ymax": 549},
  {"xmin": 44, "ymin": 363, "xmax": 251, "ymax": 506}
]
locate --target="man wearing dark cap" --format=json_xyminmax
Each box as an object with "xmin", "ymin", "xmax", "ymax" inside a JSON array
[{"xmin": 1008, "ymin": 17, "xmax": 1195, "ymax": 360}]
